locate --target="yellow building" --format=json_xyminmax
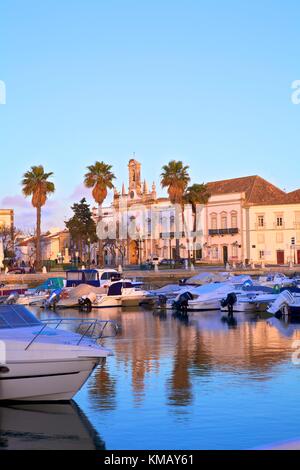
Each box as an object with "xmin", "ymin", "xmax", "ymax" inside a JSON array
[
  {"xmin": 202, "ymin": 175, "xmax": 300, "ymax": 265},
  {"xmin": 0, "ymin": 209, "xmax": 14, "ymax": 230},
  {"xmin": 247, "ymin": 200, "xmax": 300, "ymax": 264}
]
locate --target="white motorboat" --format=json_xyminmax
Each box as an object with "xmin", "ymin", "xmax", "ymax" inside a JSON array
[
  {"xmin": 65, "ymin": 268, "xmax": 121, "ymax": 288},
  {"xmin": 187, "ymin": 283, "xmax": 237, "ymax": 311},
  {"xmin": 267, "ymin": 290, "xmax": 300, "ymax": 316},
  {"xmin": 220, "ymin": 290, "xmax": 278, "ymax": 313},
  {"xmin": 78, "ymin": 280, "xmax": 153, "ymax": 309},
  {"xmin": 167, "ymin": 282, "xmax": 237, "ymax": 311},
  {"xmin": 6, "ymin": 292, "xmax": 50, "ymax": 306},
  {"xmin": 0, "ymin": 305, "xmax": 115, "ymax": 401},
  {"xmin": 259, "ymin": 273, "xmax": 292, "ymax": 289}
]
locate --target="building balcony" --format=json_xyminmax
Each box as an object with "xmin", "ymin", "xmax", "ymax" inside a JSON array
[
  {"xmin": 159, "ymin": 231, "xmax": 185, "ymax": 239},
  {"xmin": 208, "ymin": 228, "xmax": 239, "ymax": 236}
]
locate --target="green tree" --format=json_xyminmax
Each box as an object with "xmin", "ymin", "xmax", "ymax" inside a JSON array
[
  {"xmin": 65, "ymin": 198, "xmax": 97, "ymax": 262},
  {"xmin": 161, "ymin": 160, "xmax": 190, "ymax": 259},
  {"xmin": 22, "ymin": 165, "xmax": 55, "ymax": 270},
  {"xmin": 184, "ymin": 183, "xmax": 211, "ymax": 260},
  {"xmin": 84, "ymin": 162, "xmax": 115, "ymax": 266},
  {"xmin": 0, "ymin": 225, "xmax": 23, "ymax": 261}
]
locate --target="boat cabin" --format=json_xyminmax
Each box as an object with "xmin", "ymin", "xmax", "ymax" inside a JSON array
[
  {"xmin": 66, "ymin": 269, "xmax": 121, "ymax": 288},
  {"xmin": 107, "ymin": 281, "xmax": 134, "ymax": 296}
]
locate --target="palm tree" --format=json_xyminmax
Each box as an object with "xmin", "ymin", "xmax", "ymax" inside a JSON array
[
  {"xmin": 184, "ymin": 183, "xmax": 210, "ymax": 260},
  {"xmin": 22, "ymin": 165, "xmax": 55, "ymax": 271},
  {"xmin": 84, "ymin": 161, "xmax": 115, "ymax": 266},
  {"xmin": 161, "ymin": 160, "xmax": 190, "ymax": 260}
]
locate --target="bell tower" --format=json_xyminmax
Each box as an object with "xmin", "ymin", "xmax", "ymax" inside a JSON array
[{"xmin": 128, "ymin": 157, "xmax": 142, "ymax": 196}]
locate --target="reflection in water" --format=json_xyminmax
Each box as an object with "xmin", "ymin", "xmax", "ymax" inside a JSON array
[
  {"xmin": 0, "ymin": 402, "xmax": 105, "ymax": 450},
  {"xmin": 89, "ymin": 364, "xmax": 117, "ymax": 411},
  {"xmin": 30, "ymin": 306, "xmax": 300, "ymax": 449}
]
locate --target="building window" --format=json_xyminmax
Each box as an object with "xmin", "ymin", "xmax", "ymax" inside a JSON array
[
  {"xmin": 257, "ymin": 215, "xmax": 264, "ymax": 227},
  {"xmin": 231, "ymin": 212, "xmax": 237, "ymax": 228},
  {"xmin": 276, "ymin": 216, "xmax": 283, "ymax": 227},
  {"xmin": 210, "ymin": 214, "xmax": 217, "ymax": 230},
  {"xmin": 276, "ymin": 232, "xmax": 284, "ymax": 243},
  {"xmin": 232, "ymin": 244, "xmax": 238, "ymax": 258},
  {"xmin": 259, "ymin": 250, "xmax": 265, "ymax": 260},
  {"xmin": 221, "ymin": 213, "xmax": 227, "ymax": 229}
]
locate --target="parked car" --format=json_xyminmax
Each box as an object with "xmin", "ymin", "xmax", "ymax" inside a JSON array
[
  {"xmin": 146, "ymin": 256, "xmax": 162, "ymax": 267},
  {"xmin": 8, "ymin": 265, "xmax": 33, "ymax": 274}
]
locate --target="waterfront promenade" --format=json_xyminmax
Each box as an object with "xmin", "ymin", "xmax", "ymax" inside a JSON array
[{"xmin": 2, "ymin": 265, "xmax": 300, "ymax": 285}]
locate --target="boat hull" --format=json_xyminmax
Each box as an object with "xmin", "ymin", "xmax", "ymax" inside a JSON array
[
  {"xmin": 187, "ymin": 300, "xmax": 221, "ymax": 311},
  {"xmin": 122, "ymin": 295, "xmax": 149, "ymax": 307},
  {"xmin": 220, "ymin": 302, "xmax": 257, "ymax": 313},
  {"xmin": 0, "ymin": 358, "xmax": 103, "ymax": 402}
]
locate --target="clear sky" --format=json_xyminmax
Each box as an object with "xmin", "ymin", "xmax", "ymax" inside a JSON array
[{"xmin": 1, "ymin": 0, "xmax": 300, "ymax": 229}]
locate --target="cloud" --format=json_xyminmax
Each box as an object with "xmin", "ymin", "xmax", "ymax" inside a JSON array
[
  {"xmin": 2, "ymin": 186, "xmax": 114, "ymax": 232},
  {"xmin": 1, "ymin": 194, "xmax": 69, "ymax": 231},
  {"xmin": 69, "ymin": 184, "xmax": 92, "ymax": 202},
  {"xmin": 1, "ymin": 195, "xmax": 31, "ymax": 209}
]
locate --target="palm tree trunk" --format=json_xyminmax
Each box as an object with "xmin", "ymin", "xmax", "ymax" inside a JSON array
[
  {"xmin": 98, "ymin": 203, "xmax": 104, "ymax": 267},
  {"xmin": 36, "ymin": 205, "xmax": 42, "ymax": 271}
]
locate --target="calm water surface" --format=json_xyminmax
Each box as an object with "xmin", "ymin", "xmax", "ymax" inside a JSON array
[{"xmin": 2, "ymin": 306, "xmax": 300, "ymax": 450}]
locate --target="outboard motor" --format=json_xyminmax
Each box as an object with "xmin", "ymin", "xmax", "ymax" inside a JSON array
[
  {"xmin": 78, "ymin": 296, "xmax": 92, "ymax": 311},
  {"xmin": 157, "ymin": 294, "xmax": 167, "ymax": 308},
  {"xmin": 43, "ymin": 288, "xmax": 61, "ymax": 309},
  {"xmin": 221, "ymin": 292, "xmax": 237, "ymax": 315},
  {"xmin": 6, "ymin": 293, "xmax": 18, "ymax": 304},
  {"xmin": 78, "ymin": 292, "xmax": 96, "ymax": 311},
  {"xmin": 173, "ymin": 291, "xmax": 193, "ymax": 313}
]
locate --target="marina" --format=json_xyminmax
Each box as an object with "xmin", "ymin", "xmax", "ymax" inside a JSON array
[
  {"xmin": 1, "ymin": 300, "xmax": 300, "ymax": 449},
  {"xmin": 2, "ymin": 0, "xmax": 300, "ymax": 457},
  {"xmin": 1, "ymin": 270, "xmax": 300, "ymax": 449}
]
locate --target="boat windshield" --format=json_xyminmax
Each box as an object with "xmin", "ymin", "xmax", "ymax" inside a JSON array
[{"xmin": 0, "ymin": 305, "xmax": 41, "ymax": 329}]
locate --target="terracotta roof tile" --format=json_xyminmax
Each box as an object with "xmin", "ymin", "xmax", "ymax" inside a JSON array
[
  {"xmin": 286, "ymin": 189, "xmax": 300, "ymax": 204},
  {"xmin": 206, "ymin": 175, "xmax": 290, "ymax": 205}
]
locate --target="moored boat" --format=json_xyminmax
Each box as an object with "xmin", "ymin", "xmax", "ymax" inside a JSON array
[{"xmin": 0, "ymin": 305, "xmax": 116, "ymax": 401}]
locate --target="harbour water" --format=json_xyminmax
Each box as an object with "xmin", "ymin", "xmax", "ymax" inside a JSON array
[{"xmin": 2, "ymin": 306, "xmax": 300, "ymax": 450}]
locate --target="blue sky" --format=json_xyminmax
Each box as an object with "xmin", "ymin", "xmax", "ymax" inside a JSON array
[{"xmin": 1, "ymin": 0, "xmax": 300, "ymax": 229}]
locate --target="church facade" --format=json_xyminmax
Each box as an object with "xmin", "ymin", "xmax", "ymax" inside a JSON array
[{"xmin": 100, "ymin": 158, "xmax": 200, "ymax": 266}]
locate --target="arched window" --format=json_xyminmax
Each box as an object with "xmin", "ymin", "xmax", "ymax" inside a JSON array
[
  {"xmin": 231, "ymin": 211, "xmax": 237, "ymax": 228},
  {"xmin": 221, "ymin": 212, "xmax": 227, "ymax": 229},
  {"xmin": 210, "ymin": 213, "xmax": 217, "ymax": 230}
]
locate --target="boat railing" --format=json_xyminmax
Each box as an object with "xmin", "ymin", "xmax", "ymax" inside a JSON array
[{"xmin": 25, "ymin": 318, "xmax": 119, "ymax": 350}]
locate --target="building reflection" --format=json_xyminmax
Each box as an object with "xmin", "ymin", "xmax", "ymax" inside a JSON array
[
  {"xmin": 35, "ymin": 306, "xmax": 300, "ymax": 412},
  {"xmin": 89, "ymin": 364, "xmax": 117, "ymax": 411}
]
